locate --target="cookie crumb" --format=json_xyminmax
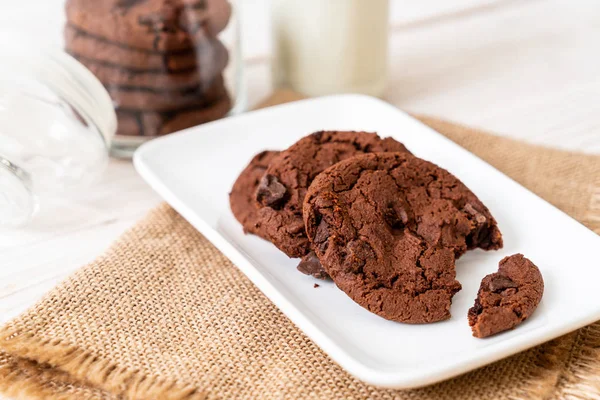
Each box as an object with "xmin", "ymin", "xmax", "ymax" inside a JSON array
[{"xmin": 313, "ymin": 283, "xmax": 320, "ymax": 288}]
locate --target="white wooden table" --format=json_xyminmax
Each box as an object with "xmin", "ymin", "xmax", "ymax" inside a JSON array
[{"xmin": 1, "ymin": 1, "xmax": 599, "ymax": 396}]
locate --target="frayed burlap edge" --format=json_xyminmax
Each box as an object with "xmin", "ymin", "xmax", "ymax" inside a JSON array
[
  {"xmin": 0, "ymin": 328, "xmax": 205, "ymax": 400},
  {"xmin": 0, "ymin": 350, "xmax": 113, "ymax": 400}
]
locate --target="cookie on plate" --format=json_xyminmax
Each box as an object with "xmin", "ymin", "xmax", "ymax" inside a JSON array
[
  {"xmin": 116, "ymin": 94, "xmax": 231, "ymax": 136},
  {"xmin": 468, "ymin": 254, "xmax": 544, "ymax": 338},
  {"xmin": 230, "ymin": 151, "xmax": 281, "ymax": 233},
  {"xmin": 253, "ymin": 131, "xmax": 412, "ymax": 259},
  {"xmin": 303, "ymin": 152, "xmax": 503, "ymax": 323},
  {"xmin": 66, "ymin": 0, "xmax": 232, "ymax": 52}
]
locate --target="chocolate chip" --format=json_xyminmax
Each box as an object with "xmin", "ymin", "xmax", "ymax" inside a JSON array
[
  {"xmin": 464, "ymin": 203, "xmax": 492, "ymax": 248},
  {"xmin": 297, "ymin": 251, "xmax": 330, "ymax": 280},
  {"xmin": 256, "ymin": 174, "xmax": 287, "ymax": 207},
  {"xmin": 312, "ymin": 131, "xmax": 325, "ymax": 142},
  {"xmin": 187, "ymin": 0, "xmax": 208, "ymax": 10},
  {"xmin": 471, "ymin": 298, "xmax": 483, "ymax": 315},
  {"xmin": 314, "ymin": 220, "xmax": 330, "ymax": 245},
  {"xmin": 463, "ymin": 203, "xmax": 487, "ymax": 224},
  {"xmin": 383, "ymin": 204, "xmax": 408, "ymax": 231},
  {"xmin": 488, "ymin": 275, "xmax": 518, "ymax": 292},
  {"xmin": 115, "ymin": 0, "xmax": 147, "ymax": 11},
  {"xmin": 314, "ymin": 283, "xmax": 320, "ymax": 288}
]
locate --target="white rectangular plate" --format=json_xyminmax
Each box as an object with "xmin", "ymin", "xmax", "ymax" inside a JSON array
[{"xmin": 134, "ymin": 95, "xmax": 600, "ymax": 389}]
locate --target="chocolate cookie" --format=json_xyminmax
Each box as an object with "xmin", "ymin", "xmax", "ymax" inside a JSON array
[
  {"xmin": 230, "ymin": 150, "xmax": 281, "ymax": 233},
  {"xmin": 78, "ymin": 60, "xmax": 203, "ymax": 90},
  {"xmin": 108, "ymin": 75, "xmax": 226, "ymax": 111},
  {"xmin": 75, "ymin": 48, "xmax": 227, "ymax": 91},
  {"xmin": 116, "ymin": 94, "xmax": 231, "ymax": 136},
  {"xmin": 253, "ymin": 131, "xmax": 412, "ymax": 259},
  {"xmin": 303, "ymin": 152, "xmax": 503, "ymax": 323},
  {"xmin": 66, "ymin": 0, "xmax": 231, "ymax": 52},
  {"xmin": 178, "ymin": 0, "xmax": 232, "ymax": 36},
  {"xmin": 66, "ymin": 26, "xmax": 229, "ymax": 77},
  {"xmin": 65, "ymin": 25, "xmax": 196, "ymax": 72},
  {"xmin": 468, "ymin": 254, "xmax": 544, "ymax": 338}
]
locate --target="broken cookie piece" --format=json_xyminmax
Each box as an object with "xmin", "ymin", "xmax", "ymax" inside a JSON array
[{"xmin": 468, "ymin": 253, "xmax": 544, "ymax": 338}]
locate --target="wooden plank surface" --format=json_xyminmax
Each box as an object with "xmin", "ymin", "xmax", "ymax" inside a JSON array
[{"xmin": 1, "ymin": 0, "xmax": 600, "ymax": 397}]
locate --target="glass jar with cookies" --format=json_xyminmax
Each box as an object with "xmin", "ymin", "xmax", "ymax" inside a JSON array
[{"xmin": 64, "ymin": 0, "xmax": 244, "ymax": 157}]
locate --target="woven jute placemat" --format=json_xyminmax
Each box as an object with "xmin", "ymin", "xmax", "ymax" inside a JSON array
[{"xmin": 1, "ymin": 91, "xmax": 599, "ymax": 400}]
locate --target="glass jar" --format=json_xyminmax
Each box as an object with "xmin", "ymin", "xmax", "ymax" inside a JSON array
[
  {"xmin": 63, "ymin": 0, "xmax": 245, "ymax": 158},
  {"xmin": 0, "ymin": 41, "xmax": 116, "ymax": 227}
]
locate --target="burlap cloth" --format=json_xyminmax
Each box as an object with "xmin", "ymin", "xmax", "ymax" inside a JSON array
[{"xmin": 1, "ymin": 91, "xmax": 599, "ymax": 400}]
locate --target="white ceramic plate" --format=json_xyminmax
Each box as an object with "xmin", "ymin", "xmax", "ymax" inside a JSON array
[{"xmin": 134, "ymin": 95, "xmax": 600, "ymax": 389}]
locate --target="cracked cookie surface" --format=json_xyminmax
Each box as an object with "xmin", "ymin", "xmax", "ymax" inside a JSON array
[
  {"xmin": 303, "ymin": 152, "xmax": 503, "ymax": 323},
  {"xmin": 468, "ymin": 254, "xmax": 544, "ymax": 338},
  {"xmin": 254, "ymin": 131, "xmax": 411, "ymax": 259}
]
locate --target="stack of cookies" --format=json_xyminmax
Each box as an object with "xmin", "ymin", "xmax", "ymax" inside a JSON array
[
  {"xmin": 230, "ymin": 131, "xmax": 543, "ymax": 337},
  {"xmin": 64, "ymin": 0, "xmax": 232, "ymax": 138}
]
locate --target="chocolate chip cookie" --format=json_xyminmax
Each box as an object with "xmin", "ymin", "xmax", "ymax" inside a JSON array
[
  {"xmin": 254, "ymin": 131, "xmax": 411, "ymax": 259},
  {"xmin": 66, "ymin": 26, "xmax": 229, "ymax": 79},
  {"xmin": 78, "ymin": 60, "xmax": 203, "ymax": 90},
  {"xmin": 66, "ymin": 0, "xmax": 231, "ymax": 52},
  {"xmin": 230, "ymin": 151, "xmax": 281, "ymax": 233},
  {"xmin": 178, "ymin": 0, "xmax": 232, "ymax": 36},
  {"xmin": 303, "ymin": 152, "xmax": 503, "ymax": 323},
  {"xmin": 116, "ymin": 94, "xmax": 231, "ymax": 136},
  {"xmin": 108, "ymin": 75, "xmax": 226, "ymax": 111},
  {"xmin": 468, "ymin": 254, "xmax": 544, "ymax": 338},
  {"xmin": 65, "ymin": 25, "xmax": 197, "ymax": 72}
]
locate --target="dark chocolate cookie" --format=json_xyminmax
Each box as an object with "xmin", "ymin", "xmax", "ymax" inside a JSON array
[
  {"xmin": 108, "ymin": 75, "xmax": 226, "ymax": 111},
  {"xmin": 468, "ymin": 254, "xmax": 544, "ymax": 338},
  {"xmin": 78, "ymin": 59, "xmax": 203, "ymax": 90},
  {"xmin": 65, "ymin": 25, "xmax": 196, "ymax": 72},
  {"xmin": 66, "ymin": 26, "xmax": 229, "ymax": 79},
  {"xmin": 66, "ymin": 0, "xmax": 231, "ymax": 52},
  {"xmin": 116, "ymin": 94, "xmax": 231, "ymax": 136},
  {"xmin": 230, "ymin": 151, "xmax": 281, "ymax": 233},
  {"xmin": 253, "ymin": 131, "xmax": 412, "ymax": 259},
  {"xmin": 178, "ymin": 0, "xmax": 232, "ymax": 36},
  {"xmin": 303, "ymin": 152, "xmax": 503, "ymax": 323}
]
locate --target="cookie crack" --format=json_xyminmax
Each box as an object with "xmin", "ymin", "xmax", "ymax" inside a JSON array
[{"xmin": 337, "ymin": 161, "xmax": 458, "ymax": 297}]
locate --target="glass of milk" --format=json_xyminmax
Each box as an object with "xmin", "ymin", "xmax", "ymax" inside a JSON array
[{"xmin": 271, "ymin": 0, "xmax": 390, "ymax": 98}]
